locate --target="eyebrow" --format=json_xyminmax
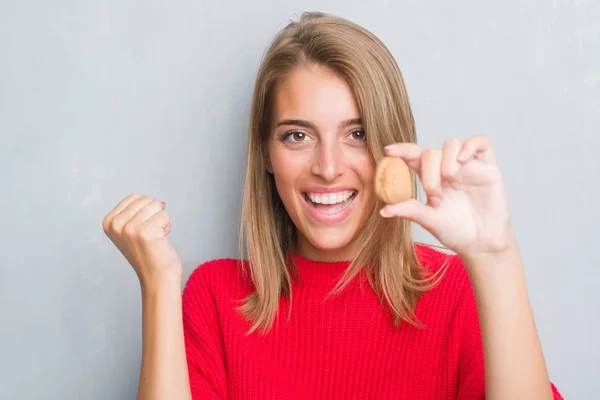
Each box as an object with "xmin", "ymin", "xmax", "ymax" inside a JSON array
[{"xmin": 276, "ymin": 118, "xmax": 362, "ymax": 129}]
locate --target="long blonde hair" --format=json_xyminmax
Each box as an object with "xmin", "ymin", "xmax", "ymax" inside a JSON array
[{"xmin": 238, "ymin": 12, "xmax": 441, "ymax": 335}]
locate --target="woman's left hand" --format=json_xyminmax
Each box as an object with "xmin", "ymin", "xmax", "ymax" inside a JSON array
[{"xmin": 381, "ymin": 135, "xmax": 515, "ymax": 262}]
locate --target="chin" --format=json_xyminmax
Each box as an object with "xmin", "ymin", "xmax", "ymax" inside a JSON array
[
  {"xmin": 311, "ymin": 235, "xmax": 353, "ymax": 252},
  {"xmin": 299, "ymin": 226, "xmax": 360, "ymax": 261}
]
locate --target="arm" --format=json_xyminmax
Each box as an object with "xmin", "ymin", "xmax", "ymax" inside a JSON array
[
  {"xmin": 101, "ymin": 194, "xmax": 193, "ymax": 400},
  {"xmin": 461, "ymin": 234, "xmax": 553, "ymax": 400},
  {"xmin": 137, "ymin": 270, "xmax": 192, "ymax": 400},
  {"xmin": 382, "ymin": 137, "xmax": 562, "ymax": 399}
]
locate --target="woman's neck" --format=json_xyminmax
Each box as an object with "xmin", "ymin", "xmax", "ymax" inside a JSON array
[{"xmin": 296, "ymin": 233, "xmax": 359, "ymax": 262}]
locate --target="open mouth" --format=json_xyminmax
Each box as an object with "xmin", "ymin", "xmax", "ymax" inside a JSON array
[{"xmin": 302, "ymin": 190, "xmax": 358, "ymax": 215}]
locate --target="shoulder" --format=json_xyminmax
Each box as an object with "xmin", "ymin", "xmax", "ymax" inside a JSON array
[
  {"xmin": 186, "ymin": 258, "xmax": 245, "ymax": 284},
  {"xmin": 414, "ymin": 243, "xmax": 475, "ymax": 310},
  {"xmin": 183, "ymin": 258, "xmax": 253, "ymax": 302},
  {"xmin": 415, "ymin": 243, "xmax": 470, "ymax": 289},
  {"xmin": 415, "ymin": 243, "xmax": 458, "ymax": 272}
]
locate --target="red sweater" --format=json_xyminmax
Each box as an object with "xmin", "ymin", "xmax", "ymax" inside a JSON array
[{"xmin": 182, "ymin": 244, "xmax": 562, "ymax": 399}]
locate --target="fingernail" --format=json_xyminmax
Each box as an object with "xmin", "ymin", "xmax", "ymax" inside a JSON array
[{"xmin": 380, "ymin": 208, "xmax": 390, "ymax": 217}]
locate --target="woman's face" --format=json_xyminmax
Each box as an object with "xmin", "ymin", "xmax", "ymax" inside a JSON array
[{"xmin": 268, "ymin": 63, "xmax": 376, "ymax": 262}]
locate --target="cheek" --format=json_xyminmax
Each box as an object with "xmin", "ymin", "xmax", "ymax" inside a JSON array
[
  {"xmin": 270, "ymin": 146, "xmax": 288, "ymax": 170},
  {"xmin": 350, "ymin": 150, "xmax": 376, "ymax": 190},
  {"xmin": 269, "ymin": 146, "xmax": 304, "ymax": 196},
  {"xmin": 362, "ymin": 158, "xmax": 376, "ymax": 186}
]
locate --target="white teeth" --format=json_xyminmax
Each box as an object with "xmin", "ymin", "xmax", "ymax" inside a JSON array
[{"xmin": 307, "ymin": 190, "xmax": 354, "ymax": 205}]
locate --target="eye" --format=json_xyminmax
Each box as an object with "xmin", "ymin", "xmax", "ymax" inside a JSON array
[
  {"xmin": 291, "ymin": 131, "xmax": 307, "ymax": 142},
  {"xmin": 279, "ymin": 130, "xmax": 310, "ymax": 143},
  {"xmin": 348, "ymin": 129, "xmax": 367, "ymax": 142}
]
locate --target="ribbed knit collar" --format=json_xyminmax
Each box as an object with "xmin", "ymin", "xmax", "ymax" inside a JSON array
[
  {"xmin": 287, "ymin": 244, "xmax": 431, "ymax": 287},
  {"xmin": 290, "ymin": 253, "xmax": 354, "ymax": 287}
]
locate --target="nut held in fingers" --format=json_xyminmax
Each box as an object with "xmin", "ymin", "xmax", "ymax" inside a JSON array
[{"xmin": 374, "ymin": 156, "xmax": 412, "ymax": 204}]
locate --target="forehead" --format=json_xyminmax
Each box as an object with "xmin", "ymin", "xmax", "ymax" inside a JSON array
[{"xmin": 271, "ymin": 64, "xmax": 360, "ymax": 124}]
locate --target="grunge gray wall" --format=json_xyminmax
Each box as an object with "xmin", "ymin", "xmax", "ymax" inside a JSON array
[{"xmin": 1, "ymin": 1, "xmax": 598, "ymax": 398}]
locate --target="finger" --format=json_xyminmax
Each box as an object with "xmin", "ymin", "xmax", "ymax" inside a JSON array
[
  {"xmin": 383, "ymin": 143, "xmax": 423, "ymax": 174},
  {"xmin": 441, "ymin": 138, "xmax": 462, "ymax": 189},
  {"xmin": 119, "ymin": 195, "xmax": 155, "ymax": 219},
  {"xmin": 380, "ymin": 199, "xmax": 436, "ymax": 232},
  {"xmin": 420, "ymin": 148, "xmax": 443, "ymax": 203},
  {"xmin": 103, "ymin": 193, "xmax": 141, "ymax": 226},
  {"xmin": 457, "ymin": 134, "xmax": 495, "ymax": 163},
  {"xmin": 140, "ymin": 209, "xmax": 171, "ymax": 239},
  {"xmin": 110, "ymin": 196, "xmax": 156, "ymax": 233},
  {"xmin": 127, "ymin": 199, "xmax": 165, "ymax": 229}
]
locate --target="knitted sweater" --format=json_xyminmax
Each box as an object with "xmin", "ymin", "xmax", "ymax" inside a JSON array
[{"xmin": 182, "ymin": 244, "xmax": 563, "ymax": 399}]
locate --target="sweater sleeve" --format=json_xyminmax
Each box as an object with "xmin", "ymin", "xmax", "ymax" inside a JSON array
[
  {"xmin": 456, "ymin": 276, "xmax": 486, "ymax": 400},
  {"xmin": 182, "ymin": 262, "xmax": 228, "ymax": 400},
  {"xmin": 456, "ymin": 267, "xmax": 564, "ymax": 400}
]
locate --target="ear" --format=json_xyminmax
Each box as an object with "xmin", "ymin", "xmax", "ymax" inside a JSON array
[{"xmin": 265, "ymin": 152, "xmax": 273, "ymax": 174}]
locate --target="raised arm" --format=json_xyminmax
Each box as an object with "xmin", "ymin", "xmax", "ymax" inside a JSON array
[
  {"xmin": 381, "ymin": 136, "xmax": 559, "ymax": 399},
  {"xmin": 103, "ymin": 193, "xmax": 192, "ymax": 400},
  {"xmin": 461, "ymin": 237, "xmax": 556, "ymax": 399}
]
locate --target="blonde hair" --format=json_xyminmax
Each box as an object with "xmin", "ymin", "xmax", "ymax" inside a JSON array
[{"xmin": 238, "ymin": 12, "xmax": 442, "ymax": 335}]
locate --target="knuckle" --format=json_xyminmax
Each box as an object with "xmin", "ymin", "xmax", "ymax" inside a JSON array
[
  {"xmin": 444, "ymin": 137, "xmax": 461, "ymax": 148},
  {"xmin": 139, "ymin": 226, "xmax": 154, "ymax": 241},
  {"xmin": 110, "ymin": 215, "xmax": 125, "ymax": 233},
  {"xmin": 421, "ymin": 148, "xmax": 434, "ymax": 158},
  {"xmin": 440, "ymin": 168, "xmax": 453, "ymax": 179},
  {"xmin": 424, "ymin": 148, "xmax": 442, "ymax": 161},
  {"xmin": 422, "ymin": 183, "xmax": 434, "ymax": 192},
  {"xmin": 122, "ymin": 221, "xmax": 138, "ymax": 237},
  {"xmin": 473, "ymin": 134, "xmax": 489, "ymax": 144},
  {"xmin": 101, "ymin": 216, "xmax": 110, "ymax": 233},
  {"xmin": 421, "ymin": 179, "xmax": 434, "ymax": 191}
]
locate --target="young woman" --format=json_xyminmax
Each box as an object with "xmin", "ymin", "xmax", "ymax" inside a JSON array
[{"xmin": 102, "ymin": 12, "xmax": 563, "ymax": 400}]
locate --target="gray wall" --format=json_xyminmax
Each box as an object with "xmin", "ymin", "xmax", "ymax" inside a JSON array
[{"xmin": 1, "ymin": 0, "xmax": 598, "ymax": 398}]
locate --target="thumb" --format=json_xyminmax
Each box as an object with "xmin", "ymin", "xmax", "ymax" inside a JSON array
[
  {"xmin": 380, "ymin": 199, "xmax": 437, "ymax": 232},
  {"xmin": 160, "ymin": 201, "xmax": 171, "ymax": 236}
]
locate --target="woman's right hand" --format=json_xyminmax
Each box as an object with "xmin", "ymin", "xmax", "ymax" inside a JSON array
[{"xmin": 102, "ymin": 193, "xmax": 183, "ymax": 288}]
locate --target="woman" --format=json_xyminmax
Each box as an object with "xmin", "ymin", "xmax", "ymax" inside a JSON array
[{"xmin": 102, "ymin": 12, "xmax": 563, "ymax": 399}]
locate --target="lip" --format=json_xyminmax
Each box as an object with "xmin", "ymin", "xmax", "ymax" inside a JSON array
[
  {"xmin": 301, "ymin": 186, "xmax": 358, "ymax": 194},
  {"xmin": 301, "ymin": 190, "xmax": 357, "ymax": 224}
]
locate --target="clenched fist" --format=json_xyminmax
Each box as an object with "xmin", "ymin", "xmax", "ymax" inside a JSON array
[{"xmin": 102, "ymin": 193, "xmax": 182, "ymax": 288}]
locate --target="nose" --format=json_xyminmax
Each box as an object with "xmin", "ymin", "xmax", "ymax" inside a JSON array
[{"xmin": 311, "ymin": 137, "xmax": 346, "ymax": 182}]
